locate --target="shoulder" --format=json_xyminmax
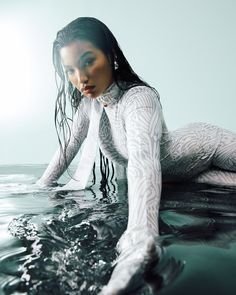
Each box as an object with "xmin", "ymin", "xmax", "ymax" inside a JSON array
[{"xmin": 120, "ymin": 85, "xmax": 161, "ymax": 114}]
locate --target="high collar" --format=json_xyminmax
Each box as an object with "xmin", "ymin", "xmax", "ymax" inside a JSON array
[{"xmin": 96, "ymin": 82, "xmax": 124, "ymax": 106}]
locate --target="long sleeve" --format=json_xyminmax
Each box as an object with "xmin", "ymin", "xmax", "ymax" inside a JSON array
[
  {"xmin": 126, "ymin": 88, "xmax": 162, "ymax": 234},
  {"xmin": 100, "ymin": 88, "xmax": 163, "ymax": 295},
  {"xmin": 38, "ymin": 103, "xmax": 90, "ymax": 186},
  {"xmin": 118, "ymin": 88, "xmax": 163, "ymax": 251}
]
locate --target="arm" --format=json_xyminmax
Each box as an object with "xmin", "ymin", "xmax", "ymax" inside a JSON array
[
  {"xmin": 100, "ymin": 88, "xmax": 163, "ymax": 294},
  {"xmin": 118, "ymin": 87, "xmax": 162, "ymax": 250},
  {"xmin": 37, "ymin": 103, "xmax": 90, "ymax": 187}
]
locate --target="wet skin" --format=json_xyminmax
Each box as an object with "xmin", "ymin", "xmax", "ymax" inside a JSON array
[{"xmin": 60, "ymin": 40, "xmax": 114, "ymax": 98}]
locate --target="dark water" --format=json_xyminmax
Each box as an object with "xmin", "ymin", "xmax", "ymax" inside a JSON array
[{"xmin": 1, "ymin": 165, "xmax": 236, "ymax": 295}]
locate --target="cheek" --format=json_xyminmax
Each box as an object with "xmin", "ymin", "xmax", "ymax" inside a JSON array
[
  {"xmin": 90, "ymin": 61, "xmax": 112, "ymax": 81},
  {"xmin": 90, "ymin": 64, "xmax": 104, "ymax": 79}
]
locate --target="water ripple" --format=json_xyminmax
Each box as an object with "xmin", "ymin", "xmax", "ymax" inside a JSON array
[{"xmin": 2, "ymin": 171, "xmax": 236, "ymax": 294}]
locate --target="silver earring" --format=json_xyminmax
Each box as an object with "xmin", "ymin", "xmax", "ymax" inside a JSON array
[{"xmin": 114, "ymin": 60, "xmax": 119, "ymax": 70}]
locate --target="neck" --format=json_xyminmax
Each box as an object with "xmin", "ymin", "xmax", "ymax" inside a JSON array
[{"xmin": 96, "ymin": 82, "xmax": 124, "ymax": 106}]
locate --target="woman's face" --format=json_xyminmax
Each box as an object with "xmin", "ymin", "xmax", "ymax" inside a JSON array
[{"xmin": 60, "ymin": 40, "xmax": 114, "ymax": 98}]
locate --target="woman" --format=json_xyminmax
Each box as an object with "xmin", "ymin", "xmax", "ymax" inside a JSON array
[{"xmin": 37, "ymin": 17, "xmax": 236, "ymax": 294}]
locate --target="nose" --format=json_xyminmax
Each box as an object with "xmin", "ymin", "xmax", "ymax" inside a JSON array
[{"xmin": 74, "ymin": 68, "xmax": 88, "ymax": 87}]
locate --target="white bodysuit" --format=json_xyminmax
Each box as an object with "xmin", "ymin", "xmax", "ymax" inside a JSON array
[
  {"xmin": 40, "ymin": 84, "xmax": 236, "ymax": 295},
  {"xmin": 40, "ymin": 84, "xmax": 236, "ymax": 247}
]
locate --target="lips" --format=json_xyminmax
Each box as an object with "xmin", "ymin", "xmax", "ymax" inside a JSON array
[{"xmin": 81, "ymin": 85, "xmax": 95, "ymax": 94}]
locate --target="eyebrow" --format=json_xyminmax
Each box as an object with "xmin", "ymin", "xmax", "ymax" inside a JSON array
[{"xmin": 63, "ymin": 51, "xmax": 94, "ymax": 68}]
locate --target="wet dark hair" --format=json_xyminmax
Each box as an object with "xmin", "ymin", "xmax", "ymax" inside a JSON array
[{"xmin": 52, "ymin": 17, "xmax": 153, "ymax": 189}]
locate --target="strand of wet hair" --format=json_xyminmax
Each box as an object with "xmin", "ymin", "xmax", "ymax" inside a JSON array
[
  {"xmin": 54, "ymin": 73, "xmax": 116, "ymax": 191},
  {"xmin": 99, "ymin": 149, "xmax": 119, "ymax": 196},
  {"xmin": 91, "ymin": 163, "xmax": 96, "ymax": 186}
]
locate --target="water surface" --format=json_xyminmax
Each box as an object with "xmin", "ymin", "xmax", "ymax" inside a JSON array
[{"xmin": 1, "ymin": 165, "xmax": 236, "ymax": 294}]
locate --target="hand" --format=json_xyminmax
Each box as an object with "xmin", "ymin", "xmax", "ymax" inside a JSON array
[
  {"xmin": 35, "ymin": 179, "xmax": 48, "ymax": 188},
  {"xmin": 35, "ymin": 178, "xmax": 58, "ymax": 189},
  {"xmin": 55, "ymin": 179, "xmax": 83, "ymax": 191},
  {"xmin": 99, "ymin": 231, "xmax": 161, "ymax": 295}
]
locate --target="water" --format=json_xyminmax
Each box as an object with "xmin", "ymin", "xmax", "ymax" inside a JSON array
[{"xmin": 1, "ymin": 165, "xmax": 236, "ymax": 295}]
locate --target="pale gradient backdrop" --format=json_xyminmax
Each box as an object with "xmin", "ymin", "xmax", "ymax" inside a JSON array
[{"xmin": 0, "ymin": 0, "xmax": 235, "ymax": 164}]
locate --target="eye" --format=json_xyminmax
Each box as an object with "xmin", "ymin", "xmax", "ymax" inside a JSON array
[
  {"xmin": 83, "ymin": 58, "xmax": 95, "ymax": 68},
  {"xmin": 65, "ymin": 68, "xmax": 74, "ymax": 76}
]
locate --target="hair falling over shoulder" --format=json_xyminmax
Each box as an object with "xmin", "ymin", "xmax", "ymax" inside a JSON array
[{"xmin": 52, "ymin": 17, "xmax": 154, "ymax": 187}]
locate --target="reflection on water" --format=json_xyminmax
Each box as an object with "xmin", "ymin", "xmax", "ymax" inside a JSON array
[{"xmin": 1, "ymin": 165, "xmax": 236, "ymax": 294}]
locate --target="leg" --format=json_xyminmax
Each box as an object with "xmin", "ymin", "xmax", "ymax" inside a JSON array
[
  {"xmin": 192, "ymin": 126, "xmax": 236, "ymax": 186},
  {"xmin": 161, "ymin": 122, "xmax": 222, "ymax": 181},
  {"xmin": 212, "ymin": 127, "xmax": 236, "ymax": 172},
  {"xmin": 193, "ymin": 168, "xmax": 236, "ymax": 187}
]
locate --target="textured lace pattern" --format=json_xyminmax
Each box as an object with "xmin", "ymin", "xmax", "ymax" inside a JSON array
[
  {"xmin": 39, "ymin": 99, "xmax": 91, "ymax": 186},
  {"xmin": 40, "ymin": 85, "xmax": 236, "ymax": 229},
  {"xmin": 39, "ymin": 84, "xmax": 236, "ymax": 294}
]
